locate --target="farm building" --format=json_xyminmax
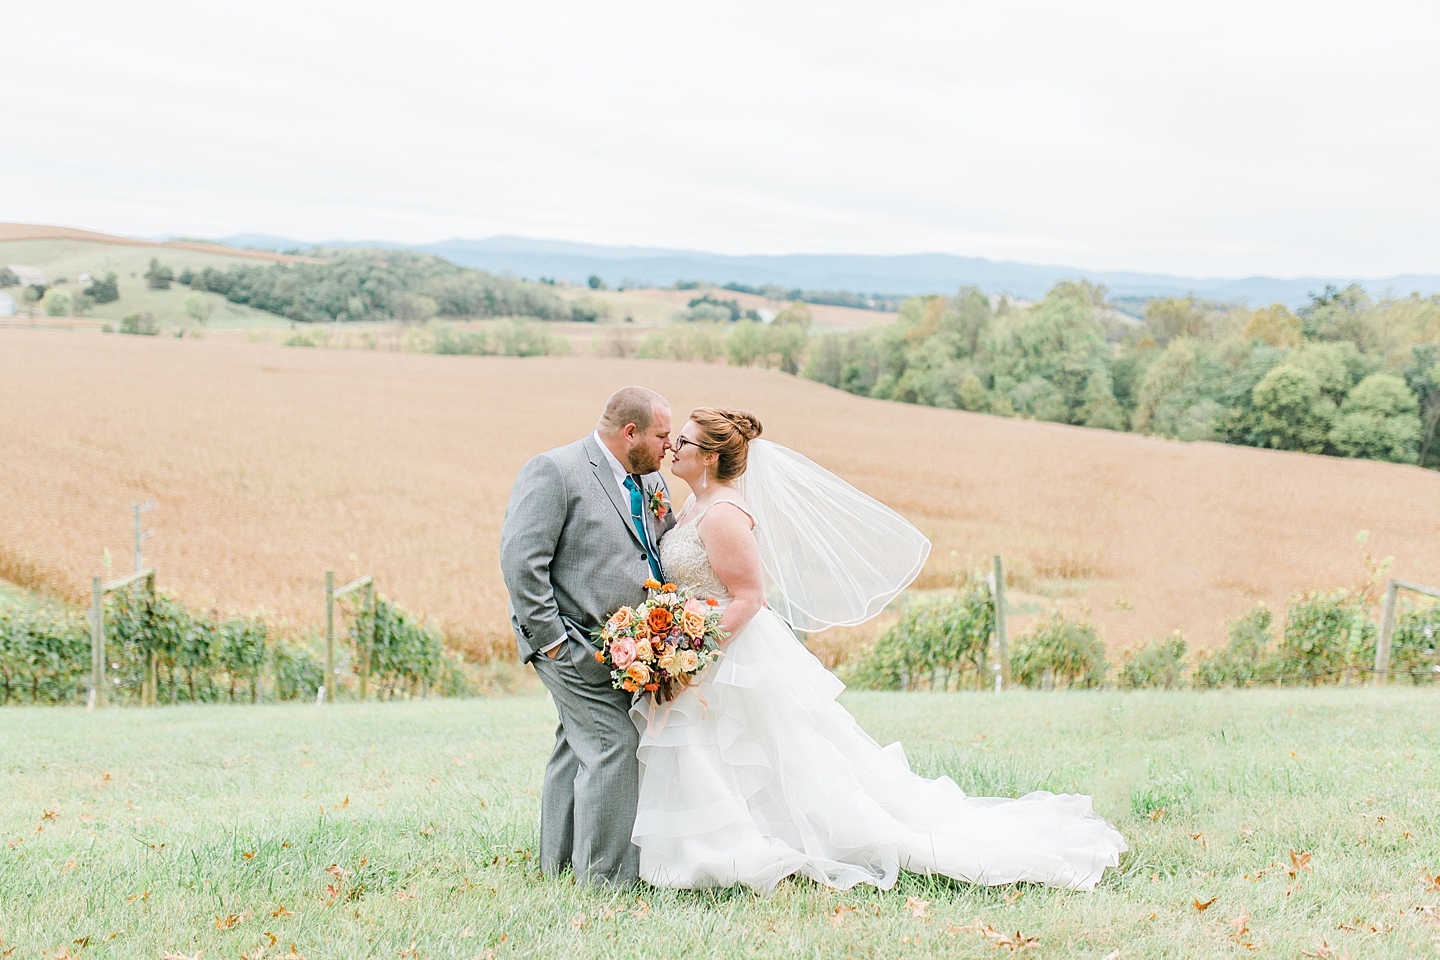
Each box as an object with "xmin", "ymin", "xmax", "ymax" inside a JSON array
[
  {"xmin": 0, "ymin": 291, "xmax": 14, "ymax": 317},
  {"xmin": 7, "ymin": 265, "xmax": 46, "ymax": 288}
]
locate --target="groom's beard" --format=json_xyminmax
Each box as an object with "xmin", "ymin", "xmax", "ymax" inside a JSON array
[{"xmin": 626, "ymin": 446, "xmax": 662, "ymax": 475}]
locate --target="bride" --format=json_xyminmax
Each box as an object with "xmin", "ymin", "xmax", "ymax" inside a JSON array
[{"xmin": 631, "ymin": 407, "xmax": 1126, "ymax": 892}]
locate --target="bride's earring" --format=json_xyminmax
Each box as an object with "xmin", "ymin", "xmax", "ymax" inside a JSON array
[{"xmin": 701, "ymin": 467, "xmax": 707, "ymax": 490}]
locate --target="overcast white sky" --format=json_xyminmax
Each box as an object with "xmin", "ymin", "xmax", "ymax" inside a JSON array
[{"xmin": 5, "ymin": 1, "xmax": 1438, "ymax": 277}]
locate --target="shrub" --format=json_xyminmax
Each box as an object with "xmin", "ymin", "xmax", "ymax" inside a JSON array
[
  {"xmin": 636, "ymin": 324, "xmax": 726, "ymax": 363},
  {"xmin": 1011, "ymin": 612, "xmax": 1108, "ymax": 689},
  {"xmin": 362, "ymin": 597, "xmax": 450, "ymax": 698},
  {"xmin": 1194, "ymin": 603, "xmax": 1278, "ymax": 688},
  {"xmin": 145, "ymin": 258, "xmax": 174, "ymax": 290},
  {"xmin": 1277, "ymin": 588, "xmax": 1376, "ymax": 684},
  {"xmin": 84, "ymin": 271, "xmax": 120, "ymax": 304},
  {"xmin": 431, "ymin": 322, "xmax": 491, "ymax": 355},
  {"xmin": 41, "ymin": 289, "xmax": 71, "ymax": 317},
  {"xmin": 120, "ymin": 312, "xmax": 158, "ymax": 335},
  {"xmin": 845, "ymin": 575, "xmax": 994, "ymax": 690},
  {"xmin": 272, "ymin": 640, "xmax": 324, "ymax": 701},
  {"xmin": 1117, "ymin": 630, "xmax": 1188, "ymax": 689},
  {"xmin": 1389, "ymin": 602, "xmax": 1440, "ymax": 684},
  {"xmin": 0, "ymin": 603, "xmax": 90, "ymax": 704}
]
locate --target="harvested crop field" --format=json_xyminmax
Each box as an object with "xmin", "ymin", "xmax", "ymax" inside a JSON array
[{"xmin": 2, "ymin": 330, "xmax": 1437, "ymax": 661}]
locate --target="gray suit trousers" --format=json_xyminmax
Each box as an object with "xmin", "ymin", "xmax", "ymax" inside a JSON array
[{"xmin": 531, "ymin": 634, "xmax": 640, "ymax": 887}]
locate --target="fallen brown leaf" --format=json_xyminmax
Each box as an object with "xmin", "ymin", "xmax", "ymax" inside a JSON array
[
  {"xmin": 905, "ymin": 896, "xmax": 931, "ymax": 919},
  {"xmin": 270, "ymin": 907, "xmax": 295, "ymax": 918},
  {"xmin": 631, "ymin": 898, "xmax": 650, "ymax": 920},
  {"xmin": 828, "ymin": 905, "xmax": 858, "ymax": 928},
  {"xmin": 1301, "ymin": 941, "xmax": 1350, "ymax": 959},
  {"xmin": 1288, "ymin": 849, "xmax": 1312, "ymax": 878},
  {"xmin": 1194, "ymin": 896, "xmax": 1218, "ymax": 912},
  {"xmin": 571, "ymin": 914, "xmax": 587, "ymax": 928}
]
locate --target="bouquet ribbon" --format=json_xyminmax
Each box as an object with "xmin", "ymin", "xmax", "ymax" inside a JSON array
[{"xmin": 644, "ymin": 681, "xmax": 709, "ymax": 739}]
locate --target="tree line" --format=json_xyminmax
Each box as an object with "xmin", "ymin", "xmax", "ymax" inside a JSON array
[
  {"xmin": 174, "ymin": 249, "xmax": 575, "ymax": 324},
  {"xmin": 801, "ymin": 282, "xmax": 1440, "ymax": 468}
]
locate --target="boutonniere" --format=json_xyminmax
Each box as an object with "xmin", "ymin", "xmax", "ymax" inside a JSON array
[{"xmin": 647, "ymin": 486, "xmax": 670, "ymax": 522}]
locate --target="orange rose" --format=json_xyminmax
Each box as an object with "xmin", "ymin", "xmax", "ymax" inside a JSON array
[
  {"xmin": 682, "ymin": 610, "xmax": 705, "ymax": 639},
  {"xmin": 646, "ymin": 607, "xmax": 674, "ymax": 634},
  {"xmin": 621, "ymin": 678, "xmax": 639, "ymax": 692},
  {"xmin": 607, "ymin": 607, "xmax": 634, "ymax": 631},
  {"xmin": 662, "ymin": 583, "xmax": 677, "ymax": 593},
  {"xmin": 625, "ymin": 662, "xmax": 651, "ymax": 685}
]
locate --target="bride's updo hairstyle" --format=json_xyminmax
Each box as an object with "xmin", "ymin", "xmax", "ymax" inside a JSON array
[{"xmin": 690, "ymin": 407, "xmax": 763, "ymax": 482}]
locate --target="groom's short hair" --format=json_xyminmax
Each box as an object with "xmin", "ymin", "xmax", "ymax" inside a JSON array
[{"xmin": 598, "ymin": 386, "xmax": 667, "ymax": 435}]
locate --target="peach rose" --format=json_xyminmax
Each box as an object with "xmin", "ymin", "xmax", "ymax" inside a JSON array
[
  {"xmin": 646, "ymin": 607, "xmax": 674, "ymax": 634},
  {"xmin": 610, "ymin": 637, "xmax": 636, "ymax": 669},
  {"xmin": 635, "ymin": 638, "xmax": 655, "ymax": 662},
  {"xmin": 657, "ymin": 652, "xmax": 676, "ymax": 672},
  {"xmin": 607, "ymin": 607, "xmax": 634, "ymax": 631},
  {"xmin": 676, "ymin": 649, "xmax": 699, "ymax": 673},
  {"xmin": 682, "ymin": 610, "xmax": 706, "ymax": 639},
  {"xmin": 682, "ymin": 598, "xmax": 708, "ymax": 616},
  {"xmin": 625, "ymin": 661, "xmax": 651, "ymax": 685}
]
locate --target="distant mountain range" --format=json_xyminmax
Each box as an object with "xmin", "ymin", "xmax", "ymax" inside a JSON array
[{"xmin": 211, "ymin": 233, "xmax": 1440, "ymax": 308}]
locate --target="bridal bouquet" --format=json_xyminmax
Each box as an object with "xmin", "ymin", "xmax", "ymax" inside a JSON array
[{"xmin": 593, "ymin": 579, "xmax": 725, "ymax": 694}]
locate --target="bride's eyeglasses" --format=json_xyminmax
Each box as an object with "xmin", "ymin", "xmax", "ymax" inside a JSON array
[{"xmin": 672, "ymin": 436, "xmax": 710, "ymax": 453}]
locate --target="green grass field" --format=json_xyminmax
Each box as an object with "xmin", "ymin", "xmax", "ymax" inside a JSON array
[
  {"xmin": 1, "ymin": 239, "xmax": 289, "ymax": 330},
  {"xmin": 2, "ymin": 691, "xmax": 1439, "ymax": 959}
]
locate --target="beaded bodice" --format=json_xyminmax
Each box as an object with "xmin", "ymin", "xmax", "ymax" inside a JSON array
[
  {"xmin": 659, "ymin": 499, "xmax": 753, "ymax": 600},
  {"xmin": 660, "ymin": 522, "xmax": 729, "ymax": 599}
]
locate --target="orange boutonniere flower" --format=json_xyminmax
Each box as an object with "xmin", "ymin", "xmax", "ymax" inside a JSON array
[
  {"xmin": 643, "ymin": 578, "xmax": 662, "ymax": 590},
  {"xmin": 647, "ymin": 487, "xmax": 669, "ymax": 522}
]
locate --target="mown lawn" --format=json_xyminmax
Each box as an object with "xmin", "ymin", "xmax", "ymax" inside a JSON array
[{"xmin": 2, "ymin": 690, "xmax": 1438, "ymax": 959}]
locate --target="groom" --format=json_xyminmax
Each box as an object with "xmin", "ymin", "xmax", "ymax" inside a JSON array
[{"xmin": 499, "ymin": 385, "xmax": 676, "ymax": 886}]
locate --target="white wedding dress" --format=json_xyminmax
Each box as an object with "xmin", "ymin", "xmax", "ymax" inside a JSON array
[{"xmin": 630, "ymin": 499, "xmax": 1127, "ymax": 892}]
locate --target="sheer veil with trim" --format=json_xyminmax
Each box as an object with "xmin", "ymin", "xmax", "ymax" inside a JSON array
[{"xmin": 736, "ymin": 439, "xmax": 931, "ymax": 633}]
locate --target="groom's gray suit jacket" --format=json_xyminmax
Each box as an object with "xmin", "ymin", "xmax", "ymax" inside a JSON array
[
  {"xmin": 500, "ymin": 434, "xmax": 675, "ymax": 662},
  {"xmin": 499, "ymin": 433, "xmax": 676, "ymax": 885}
]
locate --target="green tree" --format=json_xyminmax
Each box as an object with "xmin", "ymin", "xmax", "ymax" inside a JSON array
[
  {"xmin": 1299, "ymin": 283, "xmax": 1371, "ymax": 344},
  {"xmin": 1328, "ymin": 373, "xmax": 1422, "ymax": 463},
  {"xmin": 587, "ymin": 274, "xmax": 607, "ymax": 290},
  {"xmin": 1403, "ymin": 344, "xmax": 1440, "ymax": 468},
  {"xmin": 1142, "ymin": 296, "xmax": 1207, "ymax": 346},
  {"xmin": 1248, "ymin": 365, "xmax": 1335, "ymax": 453},
  {"xmin": 145, "ymin": 258, "xmax": 175, "ymax": 290},
  {"xmin": 84, "ymin": 271, "xmax": 120, "ymax": 304},
  {"xmin": 1242, "ymin": 303, "xmax": 1303, "ymax": 347},
  {"xmin": 0, "ymin": 266, "xmax": 18, "ymax": 288},
  {"xmin": 772, "ymin": 300, "xmax": 813, "ymax": 329},
  {"xmin": 41, "ymin": 289, "xmax": 71, "ymax": 317},
  {"xmin": 987, "ymin": 281, "xmax": 1108, "ymax": 424},
  {"xmin": 183, "ymin": 292, "xmax": 212, "ymax": 326}
]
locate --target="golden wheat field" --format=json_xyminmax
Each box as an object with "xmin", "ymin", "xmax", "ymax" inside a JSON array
[{"xmin": 2, "ymin": 329, "xmax": 1437, "ymax": 663}]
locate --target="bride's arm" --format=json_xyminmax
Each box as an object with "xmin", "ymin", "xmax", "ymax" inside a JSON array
[{"xmin": 698, "ymin": 503, "xmax": 764, "ymax": 644}]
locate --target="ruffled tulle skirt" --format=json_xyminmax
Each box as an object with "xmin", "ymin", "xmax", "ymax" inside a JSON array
[{"xmin": 630, "ymin": 607, "xmax": 1127, "ymax": 892}]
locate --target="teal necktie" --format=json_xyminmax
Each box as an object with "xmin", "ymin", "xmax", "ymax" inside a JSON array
[{"xmin": 623, "ymin": 475, "xmax": 663, "ymax": 582}]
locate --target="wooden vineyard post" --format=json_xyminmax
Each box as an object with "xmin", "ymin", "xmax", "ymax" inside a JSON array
[
  {"xmin": 359, "ymin": 580, "xmax": 374, "ymax": 700},
  {"xmin": 1373, "ymin": 578, "xmax": 1440, "ymax": 686},
  {"xmin": 1373, "ymin": 580, "xmax": 1399, "ymax": 687},
  {"xmin": 324, "ymin": 571, "xmax": 375, "ymax": 704},
  {"xmin": 993, "ymin": 555, "xmax": 1010, "ymax": 691},
  {"xmin": 324, "ymin": 570, "xmax": 336, "ymax": 704},
  {"xmin": 90, "ymin": 576, "xmax": 106, "ymax": 709}
]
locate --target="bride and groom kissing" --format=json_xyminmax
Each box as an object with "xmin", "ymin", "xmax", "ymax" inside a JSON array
[{"xmin": 499, "ymin": 386, "xmax": 1126, "ymax": 893}]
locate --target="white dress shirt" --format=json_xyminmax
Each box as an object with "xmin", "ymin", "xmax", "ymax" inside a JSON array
[{"xmin": 540, "ymin": 432, "xmax": 634, "ymax": 657}]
